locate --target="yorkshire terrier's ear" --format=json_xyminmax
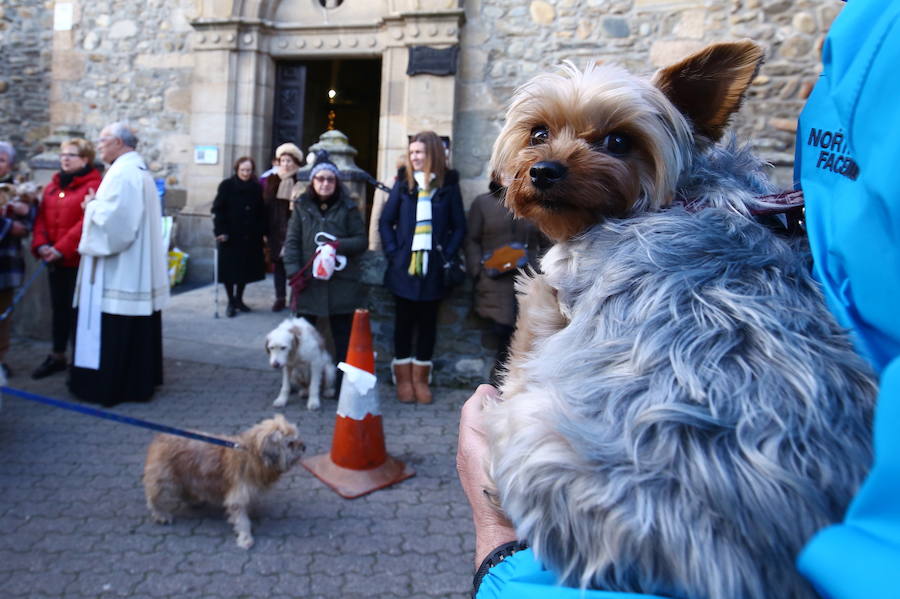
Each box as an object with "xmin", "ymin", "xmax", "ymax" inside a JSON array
[{"xmin": 652, "ymin": 40, "xmax": 763, "ymax": 144}]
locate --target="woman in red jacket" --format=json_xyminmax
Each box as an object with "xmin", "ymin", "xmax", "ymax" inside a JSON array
[{"xmin": 30, "ymin": 138, "xmax": 102, "ymax": 379}]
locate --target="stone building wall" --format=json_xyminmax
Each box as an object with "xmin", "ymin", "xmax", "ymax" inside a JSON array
[
  {"xmin": 47, "ymin": 0, "xmax": 197, "ymax": 194},
  {"xmin": 454, "ymin": 0, "xmax": 841, "ymax": 198},
  {"xmin": 0, "ymin": 0, "xmax": 53, "ymax": 163}
]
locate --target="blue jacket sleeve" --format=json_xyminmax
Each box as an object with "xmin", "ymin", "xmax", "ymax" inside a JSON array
[
  {"xmin": 378, "ymin": 181, "xmax": 403, "ymax": 256},
  {"xmin": 443, "ymin": 183, "xmax": 466, "ymax": 257},
  {"xmin": 477, "ymin": 550, "xmax": 671, "ymax": 599}
]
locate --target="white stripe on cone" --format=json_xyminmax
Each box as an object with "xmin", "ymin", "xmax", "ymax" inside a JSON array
[{"xmin": 336, "ymin": 362, "xmax": 379, "ymax": 420}]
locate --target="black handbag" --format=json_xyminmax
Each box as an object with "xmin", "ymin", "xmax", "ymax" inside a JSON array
[{"xmin": 437, "ymin": 245, "xmax": 466, "ymax": 290}]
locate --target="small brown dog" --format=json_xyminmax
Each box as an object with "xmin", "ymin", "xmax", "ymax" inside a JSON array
[{"xmin": 143, "ymin": 414, "xmax": 305, "ymax": 549}]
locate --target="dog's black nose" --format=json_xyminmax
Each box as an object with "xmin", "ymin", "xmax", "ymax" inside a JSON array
[{"xmin": 530, "ymin": 161, "xmax": 567, "ymax": 190}]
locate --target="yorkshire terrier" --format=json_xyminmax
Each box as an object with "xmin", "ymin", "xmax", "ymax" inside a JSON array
[
  {"xmin": 143, "ymin": 414, "xmax": 305, "ymax": 549},
  {"xmin": 486, "ymin": 40, "xmax": 877, "ymax": 598}
]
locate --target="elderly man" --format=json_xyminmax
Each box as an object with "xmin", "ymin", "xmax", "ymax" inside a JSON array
[{"xmin": 69, "ymin": 123, "xmax": 169, "ymax": 406}]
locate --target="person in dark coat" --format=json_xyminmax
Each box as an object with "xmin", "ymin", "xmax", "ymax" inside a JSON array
[
  {"xmin": 282, "ymin": 157, "xmax": 367, "ymax": 381},
  {"xmin": 212, "ymin": 156, "xmax": 266, "ymax": 317},
  {"xmin": 378, "ymin": 131, "xmax": 466, "ymax": 405},
  {"xmin": 262, "ymin": 143, "xmax": 304, "ymax": 312},
  {"xmin": 30, "ymin": 137, "xmax": 103, "ymax": 378},
  {"xmin": 464, "ymin": 181, "xmax": 550, "ymax": 385}
]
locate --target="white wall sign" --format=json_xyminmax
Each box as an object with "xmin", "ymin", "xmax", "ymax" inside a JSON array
[
  {"xmin": 54, "ymin": 3, "xmax": 74, "ymax": 31},
  {"xmin": 194, "ymin": 145, "xmax": 219, "ymax": 165}
]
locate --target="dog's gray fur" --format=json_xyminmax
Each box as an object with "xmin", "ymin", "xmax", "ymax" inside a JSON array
[{"xmin": 488, "ymin": 141, "xmax": 877, "ymax": 598}]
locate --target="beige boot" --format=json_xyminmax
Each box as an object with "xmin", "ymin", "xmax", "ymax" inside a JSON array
[
  {"xmin": 411, "ymin": 359, "xmax": 433, "ymax": 404},
  {"xmin": 391, "ymin": 358, "xmax": 415, "ymax": 403}
]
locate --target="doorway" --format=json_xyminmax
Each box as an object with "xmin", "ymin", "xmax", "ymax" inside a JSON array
[{"xmin": 272, "ymin": 58, "xmax": 382, "ymax": 222}]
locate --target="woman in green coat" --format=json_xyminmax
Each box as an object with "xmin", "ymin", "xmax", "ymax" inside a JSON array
[{"xmin": 282, "ymin": 159, "xmax": 367, "ymax": 376}]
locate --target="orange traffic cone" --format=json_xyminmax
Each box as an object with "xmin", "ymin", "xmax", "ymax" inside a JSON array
[{"xmin": 302, "ymin": 309, "xmax": 415, "ymax": 498}]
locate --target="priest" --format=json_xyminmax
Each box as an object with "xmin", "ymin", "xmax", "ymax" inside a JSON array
[{"xmin": 69, "ymin": 122, "xmax": 169, "ymax": 406}]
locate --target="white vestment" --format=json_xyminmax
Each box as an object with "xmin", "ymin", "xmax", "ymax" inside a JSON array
[{"xmin": 73, "ymin": 150, "xmax": 170, "ymax": 369}]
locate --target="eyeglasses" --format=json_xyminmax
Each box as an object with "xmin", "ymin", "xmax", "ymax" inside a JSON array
[
  {"xmin": 313, "ymin": 176, "xmax": 336, "ymax": 183},
  {"xmin": 59, "ymin": 152, "xmax": 82, "ymax": 158}
]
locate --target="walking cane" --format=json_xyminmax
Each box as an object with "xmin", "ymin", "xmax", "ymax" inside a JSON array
[{"xmin": 213, "ymin": 243, "xmax": 220, "ymax": 319}]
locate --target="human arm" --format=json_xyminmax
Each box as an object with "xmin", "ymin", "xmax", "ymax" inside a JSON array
[
  {"xmin": 377, "ymin": 180, "xmax": 404, "ymax": 256},
  {"xmin": 52, "ymin": 177, "xmax": 98, "ymax": 261},
  {"xmin": 465, "ymin": 198, "xmax": 485, "ymax": 279},
  {"xmin": 443, "ymin": 182, "xmax": 467, "ymax": 257},
  {"xmin": 457, "ymin": 385, "xmax": 519, "ymax": 568},
  {"xmin": 282, "ymin": 208, "xmax": 303, "ymax": 277},
  {"xmin": 211, "ymin": 179, "xmax": 229, "ymax": 243},
  {"xmin": 333, "ymin": 203, "xmax": 367, "ymax": 257},
  {"xmin": 78, "ymin": 166, "xmax": 145, "ymax": 256}
]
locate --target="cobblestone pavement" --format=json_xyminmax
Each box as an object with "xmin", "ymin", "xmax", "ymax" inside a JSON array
[{"xmin": 1, "ymin": 281, "xmax": 478, "ymax": 598}]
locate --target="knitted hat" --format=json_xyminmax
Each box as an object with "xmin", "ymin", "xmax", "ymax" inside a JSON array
[
  {"xmin": 310, "ymin": 161, "xmax": 340, "ymax": 180},
  {"xmin": 275, "ymin": 142, "xmax": 304, "ymax": 165}
]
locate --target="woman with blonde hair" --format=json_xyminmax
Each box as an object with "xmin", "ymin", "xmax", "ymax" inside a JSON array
[{"xmin": 378, "ymin": 131, "xmax": 466, "ymax": 404}]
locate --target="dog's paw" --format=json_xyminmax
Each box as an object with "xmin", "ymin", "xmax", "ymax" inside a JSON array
[
  {"xmin": 150, "ymin": 512, "xmax": 173, "ymax": 525},
  {"xmin": 272, "ymin": 396, "xmax": 288, "ymax": 407},
  {"xmin": 236, "ymin": 533, "xmax": 254, "ymax": 549},
  {"xmin": 306, "ymin": 398, "xmax": 321, "ymax": 411}
]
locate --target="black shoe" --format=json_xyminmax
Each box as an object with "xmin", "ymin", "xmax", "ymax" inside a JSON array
[
  {"xmin": 236, "ymin": 300, "xmax": 251, "ymax": 312},
  {"xmin": 271, "ymin": 298, "xmax": 286, "ymax": 312},
  {"xmin": 226, "ymin": 302, "xmax": 237, "ymax": 318},
  {"xmin": 1, "ymin": 363, "xmax": 11, "ymax": 379},
  {"xmin": 32, "ymin": 356, "xmax": 67, "ymax": 380}
]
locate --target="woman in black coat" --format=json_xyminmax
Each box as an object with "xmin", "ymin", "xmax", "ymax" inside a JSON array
[
  {"xmin": 378, "ymin": 131, "xmax": 466, "ymax": 405},
  {"xmin": 212, "ymin": 156, "xmax": 266, "ymax": 317}
]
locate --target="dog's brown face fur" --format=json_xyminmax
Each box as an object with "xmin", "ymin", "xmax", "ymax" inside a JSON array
[{"xmin": 491, "ymin": 41, "xmax": 763, "ymax": 242}]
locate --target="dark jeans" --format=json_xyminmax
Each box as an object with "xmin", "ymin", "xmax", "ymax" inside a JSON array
[
  {"xmin": 392, "ymin": 295, "xmax": 440, "ymax": 361},
  {"xmin": 48, "ymin": 265, "xmax": 78, "ymax": 354},
  {"xmin": 273, "ymin": 260, "xmax": 286, "ymax": 300}
]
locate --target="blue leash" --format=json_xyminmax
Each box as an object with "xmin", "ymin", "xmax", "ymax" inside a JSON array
[
  {"xmin": 0, "ymin": 260, "xmax": 48, "ymax": 322},
  {"xmin": 1, "ymin": 386, "xmax": 242, "ymax": 450}
]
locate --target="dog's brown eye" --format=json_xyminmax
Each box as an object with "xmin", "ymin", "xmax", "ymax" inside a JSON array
[
  {"xmin": 530, "ymin": 126, "xmax": 549, "ymax": 145},
  {"xmin": 594, "ymin": 132, "xmax": 631, "ymax": 156}
]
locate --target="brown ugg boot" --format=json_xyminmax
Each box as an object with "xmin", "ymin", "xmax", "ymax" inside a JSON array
[
  {"xmin": 411, "ymin": 359, "xmax": 433, "ymax": 404},
  {"xmin": 391, "ymin": 358, "xmax": 415, "ymax": 403}
]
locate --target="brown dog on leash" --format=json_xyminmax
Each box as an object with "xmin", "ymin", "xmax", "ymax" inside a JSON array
[{"xmin": 143, "ymin": 414, "xmax": 305, "ymax": 549}]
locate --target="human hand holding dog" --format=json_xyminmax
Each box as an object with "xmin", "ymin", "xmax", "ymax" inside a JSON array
[{"xmin": 457, "ymin": 384, "xmax": 518, "ymax": 568}]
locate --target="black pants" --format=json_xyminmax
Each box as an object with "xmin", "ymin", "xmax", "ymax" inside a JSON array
[
  {"xmin": 393, "ymin": 295, "xmax": 440, "ymax": 361},
  {"xmin": 48, "ymin": 265, "xmax": 78, "ymax": 354},
  {"xmin": 299, "ymin": 312, "xmax": 354, "ymax": 390},
  {"xmin": 273, "ymin": 260, "xmax": 286, "ymax": 300},
  {"xmin": 298, "ymin": 312, "xmax": 354, "ymax": 366},
  {"xmin": 223, "ymin": 283, "xmax": 246, "ymax": 303}
]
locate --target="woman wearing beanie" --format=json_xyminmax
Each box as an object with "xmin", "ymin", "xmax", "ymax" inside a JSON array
[
  {"xmin": 263, "ymin": 142, "xmax": 304, "ymax": 311},
  {"xmin": 282, "ymin": 156, "xmax": 367, "ymax": 383},
  {"xmin": 378, "ymin": 131, "xmax": 466, "ymax": 404}
]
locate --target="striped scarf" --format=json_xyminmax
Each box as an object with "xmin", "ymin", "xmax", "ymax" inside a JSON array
[{"xmin": 408, "ymin": 171, "xmax": 435, "ymax": 277}]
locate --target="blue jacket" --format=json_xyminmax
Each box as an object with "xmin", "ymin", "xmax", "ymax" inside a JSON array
[
  {"xmin": 794, "ymin": 1, "xmax": 900, "ymax": 596},
  {"xmin": 378, "ymin": 168, "xmax": 466, "ymax": 301}
]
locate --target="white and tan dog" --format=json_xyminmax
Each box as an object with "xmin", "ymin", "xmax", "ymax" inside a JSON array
[
  {"xmin": 265, "ymin": 317, "xmax": 335, "ymax": 410},
  {"xmin": 143, "ymin": 414, "xmax": 305, "ymax": 549}
]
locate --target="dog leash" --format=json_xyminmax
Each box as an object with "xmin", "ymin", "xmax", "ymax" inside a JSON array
[
  {"xmin": 0, "ymin": 386, "xmax": 243, "ymax": 450},
  {"xmin": 0, "ymin": 260, "xmax": 47, "ymax": 322}
]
